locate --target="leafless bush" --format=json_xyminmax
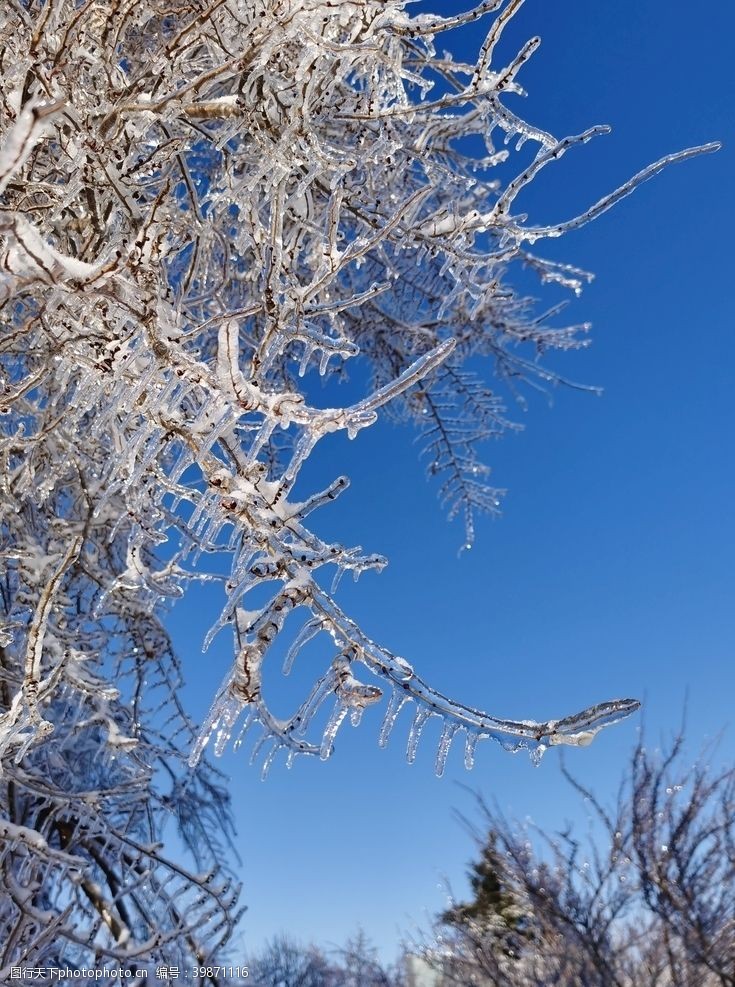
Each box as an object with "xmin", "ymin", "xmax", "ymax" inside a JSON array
[
  {"xmin": 422, "ymin": 732, "xmax": 735, "ymax": 986},
  {"xmin": 246, "ymin": 930, "xmax": 405, "ymax": 987}
]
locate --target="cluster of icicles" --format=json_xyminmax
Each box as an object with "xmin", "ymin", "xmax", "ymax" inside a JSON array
[
  {"xmin": 0, "ymin": 114, "xmax": 646, "ymax": 781},
  {"xmin": 28, "ymin": 288, "xmax": 640, "ymax": 780}
]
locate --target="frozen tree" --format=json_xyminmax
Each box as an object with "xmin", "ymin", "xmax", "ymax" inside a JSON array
[
  {"xmin": 0, "ymin": 0, "xmax": 717, "ymax": 971},
  {"xmin": 417, "ymin": 732, "xmax": 735, "ymax": 986},
  {"xmin": 0, "ymin": 380, "xmax": 243, "ymax": 970},
  {"xmin": 246, "ymin": 934, "xmax": 335, "ymax": 987},
  {"xmin": 330, "ymin": 929, "xmax": 405, "ymax": 987},
  {"xmin": 245, "ymin": 930, "xmax": 404, "ymax": 987},
  {"xmin": 0, "ymin": 344, "xmax": 243, "ymax": 964}
]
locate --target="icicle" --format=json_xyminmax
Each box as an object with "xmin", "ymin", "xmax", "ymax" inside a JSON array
[
  {"xmin": 406, "ymin": 707, "xmax": 431, "ymax": 764},
  {"xmin": 530, "ymin": 742, "xmax": 546, "ymax": 767},
  {"xmin": 331, "ymin": 561, "xmax": 346, "ymax": 594},
  {"xmin": 213, "ymin": 697, "xmax": 242, "ymax": 757},
  {"xmin": 198, "ymin": 408, "xmax": 235, "ymax": 458},
  {"xmin": 89, "ymin": 386, "xmax": 126, "ymax": 438},
  {"xmin": 188, "ymin": 685, "xmax": 242, "ymax": 767},
  {"xmin": 346, "ymin": 413, "xmax": 374, "ymax": 441},
  {"xmin": 202, "ymin": 571, "xmax": 251, "ymax": 652},
  {"xmin": 378, "ymin": 691, "xmax": 410, "ymax": 748},
  {"xmin": 120, "ymin": 363, "xmax": 159, "ymax": 416},
  {"xmin": 232, "ymin": 706, "xmax": 258, "ymax": 751},
  {"xmin": 278, "ymin": 429, "xmax": 317, "ymax": 494},
  {"xmin": 260, "ymin": 741, "xmax": 280, "ymax": 780},
  {"xmin": 149, "ymin": 374, "xmax": 183, "ymax": 417},
  {"xmin": 104, "ymin": 420, "xmax": 153, "ymax": 486},
  {"xmin": 320, "ymin": 701, "xmax": 349, "ymax": 760},
  {"xmin": 187, "ymin": 491, "xmax": 217, "ymax": 539},
  {"xmin": 249, "ymin": 728, "xmax": 269, "ymax": 766},
  {"xmin": 202, "ymin": 514, "xmax": 228, "ymax": 551},
  {"xmin": 292, "ymin": 674, "xmax": 334, "ymax": 737},
  {"xmin": 434, "ymin": 721, "xmax": 459, "ymax": 778},
  {"xmin": 120, "ymin": 428, "xmax": 165, "ymax": 493},
  {"xmin": 283, "ymin": 619, "xmax": 324, "ymax": 676},
  {"xmin": 246, "ymin": 417, "xmax": 276, "ymax": 465},
  {"xmin": 169, "ymin": 445, "xmax": 196, "ymax": 487},
  {"xmin": 298, "ymin": 342, "xmax": 315, "ymax": 377},
  {"xmin": 256, "ymin": 333, "xmax": 287, "ymax": 380},
  {"xmin": 464, "ymin": 730, "xmax": 479, "ymax": 771}
]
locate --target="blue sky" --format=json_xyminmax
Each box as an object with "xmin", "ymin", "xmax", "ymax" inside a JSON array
[{"xmin": 170, "ymin": 0, "xmax": 734, "ymax": 961}]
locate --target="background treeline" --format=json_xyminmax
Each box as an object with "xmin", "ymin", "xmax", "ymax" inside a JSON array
[{"xmin": 245, "ymin": 730, "xmax": 735, "ymax": 987}]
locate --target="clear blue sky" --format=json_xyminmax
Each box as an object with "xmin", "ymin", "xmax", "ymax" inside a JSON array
[{"xmin": 169, "ymin": 0, "xmax": 734, "ymax": 962}]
